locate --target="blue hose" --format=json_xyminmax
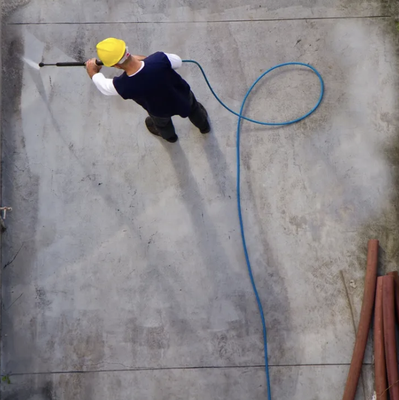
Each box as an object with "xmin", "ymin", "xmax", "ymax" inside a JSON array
[{"xmin": 182, "ymin": 59, "xmax": 324, "ymax": 400}]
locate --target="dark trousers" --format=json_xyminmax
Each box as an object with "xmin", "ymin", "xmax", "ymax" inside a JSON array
[{"xmin": 148, "ymin": 91, "xmax": 208, "ymax": 141}]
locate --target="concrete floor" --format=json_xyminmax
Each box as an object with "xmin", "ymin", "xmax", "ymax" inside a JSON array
[{"xmin": 1, "ymin": 0, "xmax": 399, "ymax": 399}]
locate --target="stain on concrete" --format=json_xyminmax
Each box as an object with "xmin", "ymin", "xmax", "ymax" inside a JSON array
[
  {"xmin": 3, "ymin": 380, "xmax": 55, "ymax": 400},
  {"xmin": 2, "ymin": 0, "xmax": 32, "ymax": 18},
  {"xmin": 1, "ymin": 10, "xmax": 41, "ymax": 382},
  {"xmin": 355, "ymin": 19, "xmax": 399, "ymax": 276},
  {"xmin": 41, "ymin": 381, "xmax": 55, "ymax": 399},
  {"xmin": 35, "ymin": 287, "xmax": 53, "ymax": 308},
  {"xmin": 59, "ymin": 313, "xmax": 106, "ymax": 370},
  {"xmin": 69, "ymin": 25, "xmax": 88, "ymax": 63}
]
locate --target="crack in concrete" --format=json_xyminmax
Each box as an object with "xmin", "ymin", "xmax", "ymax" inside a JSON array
[
  {"xmin": 10, "ymin": 362, "xmax": 375, "ymax": 377},
  {"xmin": 6, "ymin": 15, "xmax": 393, "ymax": 26},
  {"xmin": 3, "ymin": 243, "xmax": 24, "ymax": 269}
]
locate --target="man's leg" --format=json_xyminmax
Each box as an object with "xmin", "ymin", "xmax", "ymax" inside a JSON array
[
  {"xmin": 145, "ymin": 115, "xmax": 178, "ymax": 143},
  {"xmin": 188, "ymin": 91, "xmax": 210, "ymax": 134}
]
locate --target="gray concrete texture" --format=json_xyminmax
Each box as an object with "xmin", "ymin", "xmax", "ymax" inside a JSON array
[{"xmin": 1, "ymin": 0, "xmax": 399, "ymax": 399}]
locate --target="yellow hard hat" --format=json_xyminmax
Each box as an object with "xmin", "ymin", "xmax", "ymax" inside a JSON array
[{"xmin": 96, "ymin": 38, "xmax": 126, "ymax": 67}]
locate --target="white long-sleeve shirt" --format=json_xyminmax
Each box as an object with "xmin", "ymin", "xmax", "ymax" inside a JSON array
[{"xmin": 92, "ymin": 53, "xmax": 183, "ymax": 96}]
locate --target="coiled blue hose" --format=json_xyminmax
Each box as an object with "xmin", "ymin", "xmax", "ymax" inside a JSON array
[{"xmin": 182, "ymin": 59, "xmax": 324, "ymax": 400}]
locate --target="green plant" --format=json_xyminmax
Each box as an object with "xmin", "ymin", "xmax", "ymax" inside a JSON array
[{"xmin": 2, "ymin": 375, "xmax": 11, "ymax": 384}]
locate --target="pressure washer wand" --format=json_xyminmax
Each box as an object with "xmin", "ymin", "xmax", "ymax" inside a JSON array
[{"xmin": 39, "ymin": 60, "xmax": 103, "ymax": 68}]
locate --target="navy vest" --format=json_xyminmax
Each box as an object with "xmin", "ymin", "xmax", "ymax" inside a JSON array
[{"xmin": 113, "ymin": 52, "xmax": 191, "ymax": 118}]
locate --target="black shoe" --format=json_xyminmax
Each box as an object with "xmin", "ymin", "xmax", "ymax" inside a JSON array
[
  {"xmin": 145, "ymin": 117, "xmax": 178, "ymax": 143},
  {"xmin": 200, "ymin": 122, "xmax": 211, "ymax": 134},
  {"xmin": 145, "ymin": 117, "xmax": 160, "ymax": 136},
  {"xmin": 165, "ymin": 135, "xmax": 178, "ymax": 143},
  {"xmin": 198, "ymin": 103, "xmax": 211, "ymax": 134}
]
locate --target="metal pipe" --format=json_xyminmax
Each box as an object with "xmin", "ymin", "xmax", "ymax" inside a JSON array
[
  {"xmin": 387, "ymin": 271, "xmax": 399, "ymax": 320},
  {"xmin": 342, "ymin": 239, "xmax": 379, "ymax": 400},
  {"xmin": 374, "ymin": 277, "xmax": 387, "ymax": 400},
  {"xmin": 382, "ymin": 275, "xmax": 399, "ymax": 400}
]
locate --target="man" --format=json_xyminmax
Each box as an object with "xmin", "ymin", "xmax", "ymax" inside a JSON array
[{"xmin": 85, "ymin": 38, "xmax": 210, "ymax": 143}]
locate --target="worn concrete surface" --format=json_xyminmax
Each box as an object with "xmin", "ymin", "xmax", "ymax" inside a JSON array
[
  {"xmin": 1, "ymin": 0, "xmax": 399, "ymax": 399},
  {"xmin": 0, "ymin": 366, "xmax": 376, "ymax": 399},
  {"xmin": 4, "ymin": 0, "xmax": 393, "ymax": 23}
]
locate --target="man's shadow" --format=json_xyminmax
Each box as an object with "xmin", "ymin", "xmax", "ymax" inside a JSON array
[{"xmin": 200, "ymin": 131, "xmax": 301, "ymax": 397}]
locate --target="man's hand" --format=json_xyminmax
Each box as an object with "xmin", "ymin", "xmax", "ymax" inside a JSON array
[{"xmin": 85, "ymin": 58, "xmax": 102, "ymax": 79}]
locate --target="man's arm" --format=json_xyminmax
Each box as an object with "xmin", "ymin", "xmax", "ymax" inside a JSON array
[
  {"xmin": 92, "ymin": 74, "xmax": 119, "ymax": 96},
  {"xmin": 165, "ymin": 53, "xmax": 182, "ymax": 70},
  {"xmin": 85, "ymin": 58, "xmax": 118, "ymax": 96},
  {"xmin": 85, "ymin": 58, "xmax": 102, "ymax": 78}
]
